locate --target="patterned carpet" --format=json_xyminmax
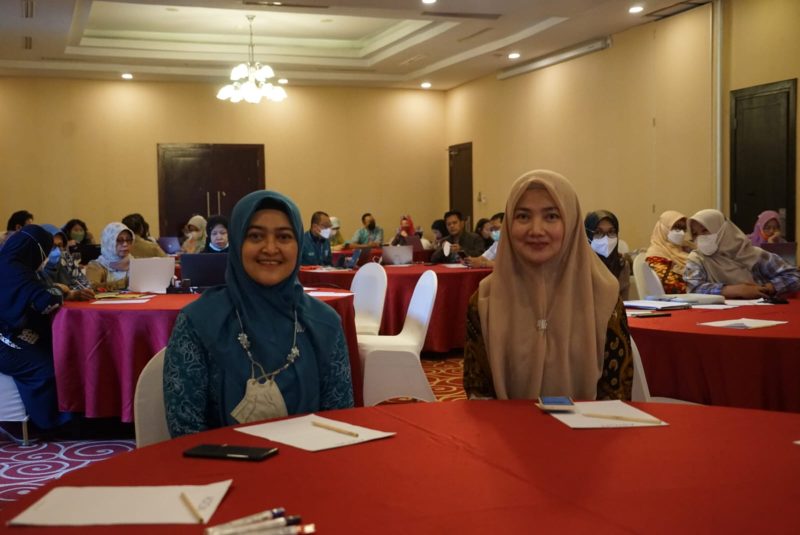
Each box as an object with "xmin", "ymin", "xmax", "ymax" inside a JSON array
[{"xmin": 0, "ymin": 355, "xmax": 465, "ymax": 508}]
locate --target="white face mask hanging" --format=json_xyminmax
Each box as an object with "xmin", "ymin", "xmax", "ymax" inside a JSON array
[
  {"xmin": 667, "ymin": 229, "xmax": 685, "ymax": 246},
  {"xmin": 696, "ymin": 233, "xmax": 719, "ymax": 256},
  {"xmin": 230, "ymin": 309, "xmax": 300, "ymax": 424}
]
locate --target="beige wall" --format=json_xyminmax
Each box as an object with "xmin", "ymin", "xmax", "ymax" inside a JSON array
[
  {"xmin": 445, "ymin": 4, "xmax": 714, "ymax": 250},
  {"xmin": 0, "ymin": 80, "xmax": 447, "ymax": 240},
  {"xmin": 723, "ymin": 0, "xmax": 800, "ymax": 240}
]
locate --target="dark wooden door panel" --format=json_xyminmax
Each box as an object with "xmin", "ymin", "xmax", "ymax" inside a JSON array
[{"xmin": 449, "ymin": 142, "xmax": 473, "ymax": 228}]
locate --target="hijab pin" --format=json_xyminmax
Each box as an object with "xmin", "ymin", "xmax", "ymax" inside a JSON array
[
  {"xmin": 237, "ymin": 332, "xmax": 251, "ymax": 350},
  {"xmin": 536, "ymin": 319, "xmax": 548, "ymax": 331}
]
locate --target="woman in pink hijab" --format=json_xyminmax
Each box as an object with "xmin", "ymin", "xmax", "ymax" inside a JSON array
[{"xmin": 748, "ymin": 210, "xmax": 785, "ymax": 246}]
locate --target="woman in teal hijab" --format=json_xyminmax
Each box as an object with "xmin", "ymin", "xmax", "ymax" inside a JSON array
[{"xmin": 164, "ymin": 190, "xmax": 353, "ymax": 437}]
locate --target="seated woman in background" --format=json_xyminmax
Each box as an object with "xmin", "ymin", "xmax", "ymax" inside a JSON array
[
  {"xmin": 164, "ymin": 190, "xmax": 354, "ymax": 437},
  {"xmin": 685, "ymin": 209, "xmax": 800, "ymax": 298},
  {"xmin": 329, "ymin": 216, "xmax": 345, "ymax": 251},
  {"xmin": 748, "ymin": 210, "xmax": 786, "ymax": 246},
  {"xmin": 122, "ymin": 213, "xmax": 166, "ymax": 258},
  {"xmin": 584, "ymin": 210, "xmax": 631, "ymax": 300},
  {"xmin": 644, "ymin": 210, "xmax": 692, "ymax": 294},
  {"xmin": 430, "ymin": 219, "xmax": 447, "ymax": 247},
  {"xmin": 181, "ymin": 214, "xmax": 207, "ymax": 254},
  {"xmin": 464, "ymin": 170, "xmax": 632, "ymax": 401},
  {"xmin": 390, "ymin": 215, "xmax": 416, "ymax": 246},
  {"xmin": 474, "ymin": 218, "xmax": 494, "ymax": 250},
  {"xmin": 86, "ymin": 222, "xmax": 134, "ymax": 291},
  {"xmin": 0, "ymin": 226, "xmax": 73, "ymax": 431},
  {"xmin": 62, "ymin": 218, "xmax": 94, "ymax": 250},
  {"xmin": 41, "ymin": 224, "xmax": 93, "ymax": 296},
  {"xmin": 204, "ymin": 215, "xmax": 230, "ymax": 253}
]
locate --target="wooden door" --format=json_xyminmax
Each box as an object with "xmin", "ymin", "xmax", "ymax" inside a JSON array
[
  {"xmin": 157, "ymin": 144, "xmax": 265, "ymax": 237},
  {"xmin": 448, "ymin": 142, "xmax": 473, "ymax": 228},
  {"xmin": 730, "ymin": 79, "xmax": 796, "ymax": 240}
]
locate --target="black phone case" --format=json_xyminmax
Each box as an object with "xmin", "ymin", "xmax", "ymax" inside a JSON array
[{"xmin": 183, "ymin": 444, "xmax": 278, "ymax": 461}]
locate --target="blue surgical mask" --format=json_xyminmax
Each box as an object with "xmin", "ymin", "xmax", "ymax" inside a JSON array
[
  {"xmin": 48, "ymin": 247, "xmax": 61, "ymax": 265},
  {"xmin": 490, "ymin": 230, "xmax": 501, "ymax": 242}
]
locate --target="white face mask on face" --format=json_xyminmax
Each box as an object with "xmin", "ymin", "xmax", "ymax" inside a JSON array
[
  {"xmin": 696, "ymin": 233, "xmax": 718, "ymax": 255},
  {"xmin": 320, "ymin": 228, "xmax": 332, "ymax": 240},
  {"xmin": 667, "ymin": 229, "xmax": 685, "ymax": 246},
  {"xmin": 591, "ymin": 236, "xmax": 618, "ymax": 258}
]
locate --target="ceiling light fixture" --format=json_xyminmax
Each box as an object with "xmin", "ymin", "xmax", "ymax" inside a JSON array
[
  {"xmin": 498, "ymin": 37, "xmax": 611, "ymax": 80},
  {"xmin": 278, "ymin": 78, "xmax": 288, "ymax": 84},
  {"xmin": 121, "ymin": 73, "xmax": 133, "ymax": 80},
  {"xmin": 216, "ymin": 15, "xmax": 287, "ymax": 104},
  {"xmin": 420, "ymin": 82, "xmax": 432, "ymax": 89},
  {"xmin": 508, "ymin": 52, "xmax": 521, "ymax": 60},
  {"xmin": 628, "ymin": 5, "xmax": 644, "ymax": 14},
  {"xmin": 422, "ymin": 0, "xmax": 437, "ymax": 5}
]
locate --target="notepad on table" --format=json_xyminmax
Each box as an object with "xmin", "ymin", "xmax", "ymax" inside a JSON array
[
  {"xmin": 698, "ymin": 318, "xmax": 788, "ymax": 329},
  {"xmin": 548, "ymin": 400, "xmax": 668, "ymax": 429},
  {"xmin": 623, "ymin": 300, "xmax": 691, "ymax": 310},
  {"xmin": 235, "ymin": 414, "xmax": 395, "ymax": 452}
]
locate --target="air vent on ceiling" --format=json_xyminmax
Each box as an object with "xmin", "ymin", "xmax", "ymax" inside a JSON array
[
  {"xmin": 22, "ymin": 0, "xmax": 35, "ymax": 18},
  {"xmin": 422, "ymin": 11, "xmax": 501, "ymax": 21},
  {"xmin": 242, "ymin": 1, "xmax": 330, "ymax": 8},
  {"xmin": 23, "ymin": 36, "xmax": 32, "ymax": 50},
  {"xmin": 458, "ymin": 27, "xmax": 492, "ymax": 42},
  {"xmin": 644, "ymin": 0, "xmax": 711, "ymax": 20}
]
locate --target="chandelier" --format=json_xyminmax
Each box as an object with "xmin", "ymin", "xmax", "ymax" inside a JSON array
[{"xmin": 216, "ymin": 15, "xmax": 287, "ymax": 104}]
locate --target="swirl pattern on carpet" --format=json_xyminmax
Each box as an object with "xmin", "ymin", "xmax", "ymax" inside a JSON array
[{"xmin": 0, "ymin": 440, "xmax": 135, "ymax": 507}]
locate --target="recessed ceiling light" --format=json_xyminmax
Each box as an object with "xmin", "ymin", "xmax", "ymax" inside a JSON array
[
  {"xmin": 420, "ymin": 82, "xmax": 432, "ymax": 89},
  {"xmin": 278, "ymin": 78, "xmax": 288, "ymax": 84},
  {"xmin": 508, "ymin": 52, "xmax": 521, "ymax": 60},
  {"xmin": 628, "ymin": 5, "xmax": 644, "ymax": 14},
  {"xmin": 422, "ymin": 0, "xmax": 437, "ymax": 4},
  {"xmin": 121, "ymin": 73, "xmax": 133, "ymax": 80},
  {"xmin": 272, "ymin": 2, "xmax": 282, "ymax": 5}
]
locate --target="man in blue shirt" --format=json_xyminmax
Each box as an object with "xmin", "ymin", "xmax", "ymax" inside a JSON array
[
  {"xmin": 300, "ymin": 211, "xmax": 333, "ymax": 266},
  {"xmin": 350, "ymin": 212, "xmax": 384, "ymax": 249}
]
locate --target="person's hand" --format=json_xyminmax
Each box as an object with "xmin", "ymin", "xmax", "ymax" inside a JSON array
[
  {"xmin": 66, "ymin": 239, "xmax": 77, "ymax": 248},
  {"xmin": 763, "ymin": 283, "xmax": 776, "ymax": 296},
  {"xmin": 54, "ymin": 283, "xmax": 70, "ymax": 295},
  {"xmin": 450, "ymin": 243, "xmax": 461, "ymax": 254},
  {"xmin": 464, "ymin": 256, "xmax": 484, "ymax": 268},
  {"xmin": 768, "ymin": 231, "xmax": 782, "ymax": 243},
  {"xmin": 67, "ymin": 288, "xmax": 95, "ymax": 301},
  {"xmin": 722, "ymin": 283, "xmax": 769, "ymax": 299}
]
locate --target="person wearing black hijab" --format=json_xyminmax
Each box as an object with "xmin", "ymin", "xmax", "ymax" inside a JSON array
[
  {"xmin": 584, "ymin": 210, "xmax": 631, "ymax": 300},
  {"xmin": 0, "ymin": 225, "xmax": 71, "ymax": 430}
]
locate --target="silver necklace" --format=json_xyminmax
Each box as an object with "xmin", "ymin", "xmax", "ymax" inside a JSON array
[{"xmin": 235, "ymin": 308, "xmax": 300, "ymax": 381}]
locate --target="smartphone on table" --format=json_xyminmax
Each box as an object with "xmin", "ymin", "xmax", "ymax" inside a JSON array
[
  {"xmin": 537, "ymin": 396, "xmax": 576, "ymax": 412},
  {"xmin": 183, "ymin": 444, "xmax": 279, "ymax": 461}
]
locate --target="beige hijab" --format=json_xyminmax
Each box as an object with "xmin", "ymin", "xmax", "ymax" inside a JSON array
[
  {"xmin": 645, "ymin": 210, "xmax": 691, "ymax": 274},
  {"xmin": 478, "ymin": 170, "xmax": 619, "ymax": 400},
  {"xmin": 688, "ymin": 209, "xmax": 765, "ymax": 284}
]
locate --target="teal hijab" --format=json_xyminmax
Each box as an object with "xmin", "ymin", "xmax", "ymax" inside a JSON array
[{"xmin": 182, "ymin": 190, "xmax": 344, "ymax": 421}]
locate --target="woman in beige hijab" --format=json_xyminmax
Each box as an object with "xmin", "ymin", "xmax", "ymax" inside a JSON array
[
  {"xmin": 463, "ymin": 170, "xmax": 632, "ymax": 401},
  {"xmin": 685, "ymin": 209, "xmax": 800, "ymax": 298},
  {"xmin": 180, "ymin": 214, "xmax": 207, "ymax": 254},
  {"xmin": 644, "ymin": 210, "xmax": 693, "ymax": 293}
]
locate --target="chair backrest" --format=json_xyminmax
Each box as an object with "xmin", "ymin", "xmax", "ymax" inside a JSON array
[
  {"xmin": 350, "ymin": 262, "xmax": 388, "ymax": 334},
  {"xmin": 399, "ymin": 270, "xmax": 438, "ymax": 351},
  {"xmin": 133, "ymin": 348, "xmax": 170, "ymax": 448},
  {"xmin": 629, "ymin": 336, "xmax": 651, "ymax": 402},
  {"xmin": 0, "ymin": 372, "xmax": 28, "ymax": 422},
  {"xmin": 632, "ymin": 253, "xmax": 665, "ymax": 299}
]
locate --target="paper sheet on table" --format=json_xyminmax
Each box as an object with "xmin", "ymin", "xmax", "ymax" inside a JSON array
[
  {"xmin": 385, "ymin": 264, "xmax": 412, "ymax": 267},
  {"xmin": 691, "ymin": 304, "xmax": 739, "ymax": 310},
  {"xmin": 94, "ymin": 292, "xmax": 152, "ymax": 299},
  {"xmin": 724, "ymin": 299, "xmax": 773, "ymax": 306},
  {"xmin": 302, "ymin": 287, "xmax": 318, "ymax": 291},
  {"xmin": 308, "ymin": 291, "xmax": 353, "ymax": 297},
  {"xmin": 92, "ymin": 299, "xmax": 152, "ymax": 305},
  {"xmin": 9, "ymin": 479, "xmax": 232, "ymax": 526},
  {"xmin": 235, "ymin": 414, "xmax": 395, "ymax": 451},
  {"xmin": 698, "ymin": 317, "xmax": 788, "ymax": 329},
  {"xmin": 549, "ymin": 400, "xmax": 667, "ymax": 429},
  {"xmin": 441, "ymin": 263, "xmax": 468, "ymax": 269}
]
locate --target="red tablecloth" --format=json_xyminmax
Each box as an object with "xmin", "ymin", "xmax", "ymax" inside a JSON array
[
  {"xmin": 2, "ymin": 401, "xmax": 799, "ymax": 534},
  {"xmin": 628, "ymin": 298, "xmax": 800, "ymax": 411},
  {"xmin": 299, "ymin": 264, "xmax": 492, "ymax": 352},
  {"xmin": 52, "ymin": 291, "xmax": 362, "ymax": 422}
]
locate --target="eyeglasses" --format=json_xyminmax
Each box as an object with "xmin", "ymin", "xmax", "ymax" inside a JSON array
[
  {"xmin": 116, "ymin": 237, "xmax": 133, "ymax": 244},
  {"xmin": 592, "ymin": 230, "xmax": 618, "ymax": 239}
]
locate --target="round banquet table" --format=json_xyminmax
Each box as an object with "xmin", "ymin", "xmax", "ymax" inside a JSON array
[
  {"xmin": 299, "ymin": 264, "xmax": 492, "ymax": 352},
  {"xmin": 628, "ymin": 297, "xmax": 800, "ymax": 412},
  {"xmin": 52, "ymin": 290, "xmax": 362, "ymax": 422},
  {"xmin": 1, "ymin": 400, "xmax": 799, "ymax": 534}
]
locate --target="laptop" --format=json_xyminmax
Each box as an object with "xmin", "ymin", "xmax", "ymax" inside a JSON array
[
  {"xmin": 382, "ymin": 245, "xmax": 413, "ymax": 265},
  {"xmin": 762, "ymin": 242, "xmax": 797, "ymax": 266},
  {"xmin": 404, "ymin": 235, "xmax": 424, "ymax": 252},
  {"xmin": 157, "ymin": 237, "xmax": 182, "ymax": 255},
  {"xmin": 180, "ymin": 253, "xmax": 228, "ymax": 288},
  {"xmin": 128, "ymin": 257, "xmax": 176, "ymax": 293},
  {"xmin": 76, "ymin": 243, "xmax": 101, "ymax": 265}
]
